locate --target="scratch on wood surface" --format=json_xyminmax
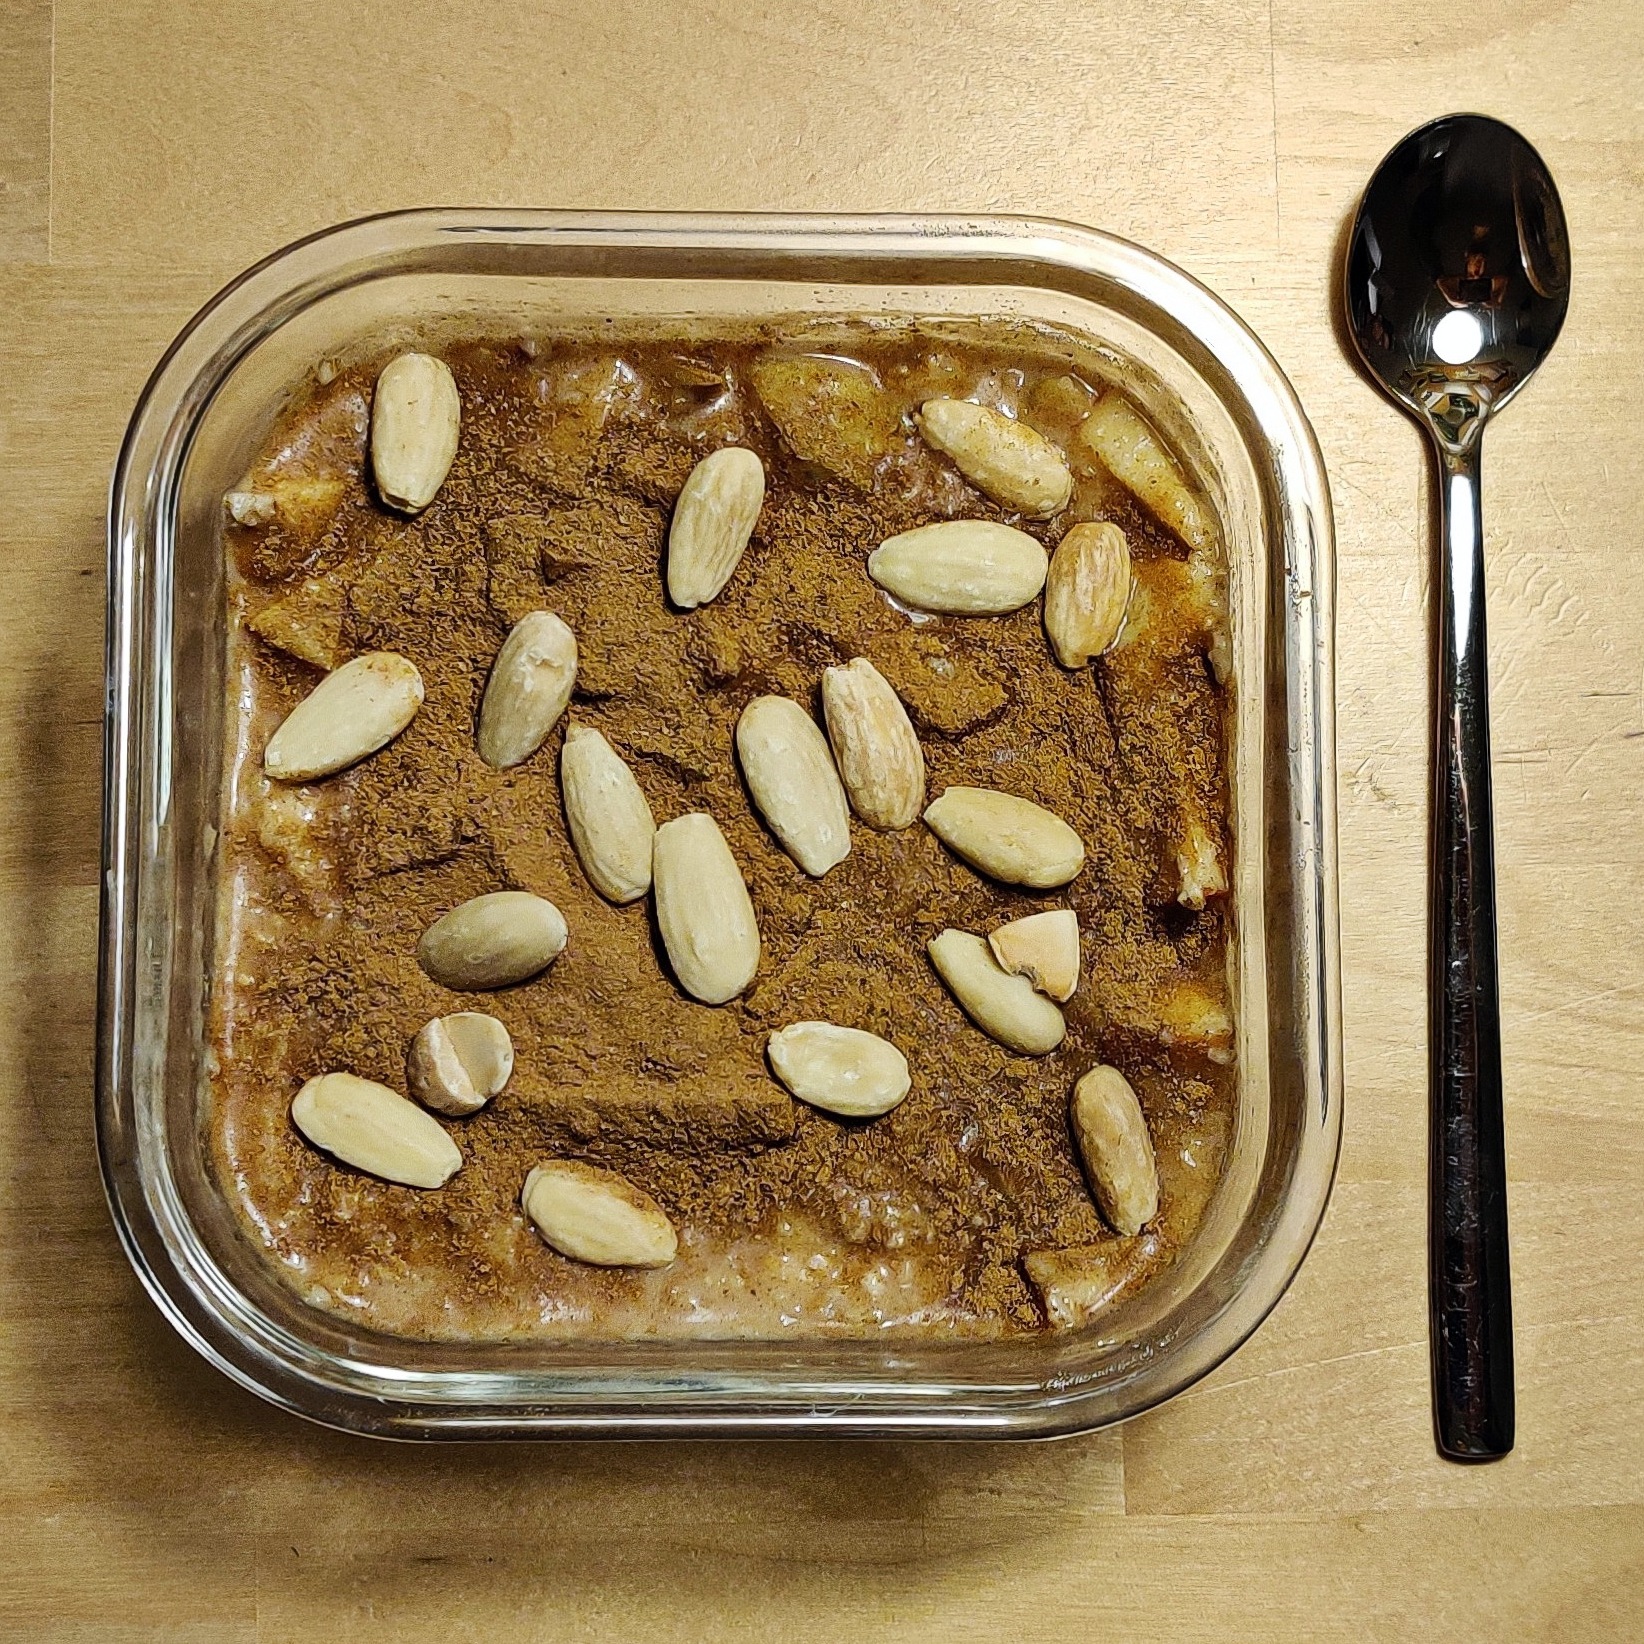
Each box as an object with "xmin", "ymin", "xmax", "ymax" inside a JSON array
[
  {"xmin": 1519, "ymin": 980, "xmax": 1644, "ymax": 1027},
  {"xmin": 1171, "ymin": 1340, "xmax": 1425, "ymax": 1403},
  {"xmin": 1564, "ymin": 728, "xmax": 1615, "ymax": 779},
  {"xmin": 1539, "ymin": 478, "xmax": 1579, "ymax": 558},
  {"xmin": 1497, "ymin": 545, "xmax": 1588, "ymax": 636},
  {"xmin": 1335, "ymin": 470, "xmax": 1421, "ymax": 548},
  {"xmin": 1344, "ymin": 756, "xmax": 1399, "ymax": 811},
  {"xmin": 1338, "ymin": 574, "xmax": 1407, "ymax": 654},
  {"xmin": 1524, "ymin": 1313, "xmax": 1640, "ymax": 1332}
]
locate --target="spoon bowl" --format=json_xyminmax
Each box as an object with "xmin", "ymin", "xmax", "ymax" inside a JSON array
[
  {"xmin": 1344, "ymin": 114, "xmax": 1569, "ymax": 1463},
  {"xmin": 1347, "ymin": 113, "xmax": 1570, "ymax": 448}
]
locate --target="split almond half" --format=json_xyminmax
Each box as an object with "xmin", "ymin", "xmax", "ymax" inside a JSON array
[
  {"xmin": 988, "ymin": 909, "xmax": 1080, "ymax": 1002},
  {"xmin": 407, "ymin": 1012, "xmax": 515, "ymax": 1115},
  {"xmin": 927, "ymin": 929, "xmax": 1065, "ymax": 1055}
]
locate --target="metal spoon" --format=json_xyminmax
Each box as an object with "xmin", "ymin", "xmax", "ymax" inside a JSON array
[{"xmin": 1344, "ymin": 114, "xmax": 1570, "ymax": 1461}]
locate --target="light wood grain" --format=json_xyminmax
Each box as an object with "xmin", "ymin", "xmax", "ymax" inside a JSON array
[
  {"xmin": 0, "ymin": 0, "xmax": 51, "ymax": 262},
  {"xmin": 3, "ymin": 1, "xmax": 1642, "ymax": 1638}
]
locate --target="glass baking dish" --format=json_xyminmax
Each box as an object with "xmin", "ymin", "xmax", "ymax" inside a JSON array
[{"xmin": 99, "ymin": 211, "xmax": 1340, "ymax": 1439}]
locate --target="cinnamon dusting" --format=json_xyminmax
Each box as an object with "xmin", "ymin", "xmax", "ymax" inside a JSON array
[{"xmin": 211, "ymin": 329, "xmax": 1235, "ymax": 1341}]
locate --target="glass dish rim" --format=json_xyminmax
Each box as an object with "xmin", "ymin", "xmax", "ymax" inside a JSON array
[{"xmin": 98, "ymin": 207, "xmax": 1342, "ymax": 1440}]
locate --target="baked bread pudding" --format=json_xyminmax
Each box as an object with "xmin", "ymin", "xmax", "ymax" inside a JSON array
[{"xmin": 212, "ymin": 322, "xmax": 1235, "ymax": 1339}]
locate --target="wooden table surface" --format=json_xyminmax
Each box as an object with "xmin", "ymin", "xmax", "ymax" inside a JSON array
[{"xmin": 4, "ymin": 2, "xmax": 1641, "ymax": 1638}]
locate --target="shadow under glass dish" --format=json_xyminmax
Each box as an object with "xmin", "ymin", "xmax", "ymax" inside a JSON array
[{"xmin": 99, "ymin": 211, "xmax": 1341, "ymax": 1438}]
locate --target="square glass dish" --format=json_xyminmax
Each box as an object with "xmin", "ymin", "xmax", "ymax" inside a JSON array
[{"xmin": 99, "ymin": 211, "xmax": 1340, "ymax": 1439}]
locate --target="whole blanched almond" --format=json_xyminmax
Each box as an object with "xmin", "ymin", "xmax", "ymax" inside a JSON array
[
  {"xmin": 407, "ymin": 1012, "xmax": 514, "ymax": 1115},
  {"xmin": 291, "ymin": 1072, "xmax": 461, "ymax": 1188},
  {"xmin": 371, "ymin": 351, "xmax": 461, "ymax": 514},
  {"xmin": 927, "ymin": 929, "xmax": 1066, "ymax": 1055},
  {"xmin": 988, "ymin": 908, "xmax": 1081, "ymax": 1002},
  {"xmin": 652, "ymin": 813, "xmax": 760, "ymax": 1004},
  {"xmin": 821, "ymin": 658, "xmax": 925, "ymax": 831},
  {"xmin": 767, "ymin": 1022, "xmax": 911, "ymax": 1118},
  {"xmin": 1076, "ymin": 395, "xmax": 1215, "ymax": 554},
  {"xmin": 923, "ymin": 786, "xmax": 1085, "ymax": 888},
  {"xmin": 478, "ymin": 610, "xmax": 578, "ymax": 768},
  {"xmin": 667, "ymin": 446, "xmax": 765, "ymax": 609},
  {"xmin": 736, "ymin": 695, "xmax": 851, "ymax": 877},
  {"xmin": 522, "ymin": 1161, "xmax": 678, "ymax": 1268},
  {"xmin": 559, "ymin": 723, "xmax": 656, "ymax": 903},
  {"xmin": 417, "ymin": 891, "xmax": 568, "ymax": 991},
  {"xmin": 1070, "ymin": 1064, "xmax": 1160, "ymax": 1236},
  {"xmin": 868, "ymin": 520, "xmax": 1048, "ymax": 615},
  {"xmin": 263, "ymin": 651, "xmax": 424, "ymax": 781},
  {"xmin": 1045, "ymin": 522, "xmax": 1132, "ymax": 667},
  {"xmin": 916, "ymin": 398, "xmax": 1073, "ymax": 517}
]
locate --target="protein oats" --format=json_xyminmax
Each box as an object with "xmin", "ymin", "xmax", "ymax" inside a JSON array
[{"xmin": 216, "ymin": 324, "xmax": 1235, "ymax": 1343}]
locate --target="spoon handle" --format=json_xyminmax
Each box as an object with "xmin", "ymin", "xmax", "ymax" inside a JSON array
[{"xmin": 1430, "ymin": 440, "xmax": 1514, "ymax": 1460}]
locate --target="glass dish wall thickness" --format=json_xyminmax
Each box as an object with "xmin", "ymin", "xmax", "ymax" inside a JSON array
[{"xmin": 99, "ymin": 212, "xmax": 1340, "ymax": 1439}]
